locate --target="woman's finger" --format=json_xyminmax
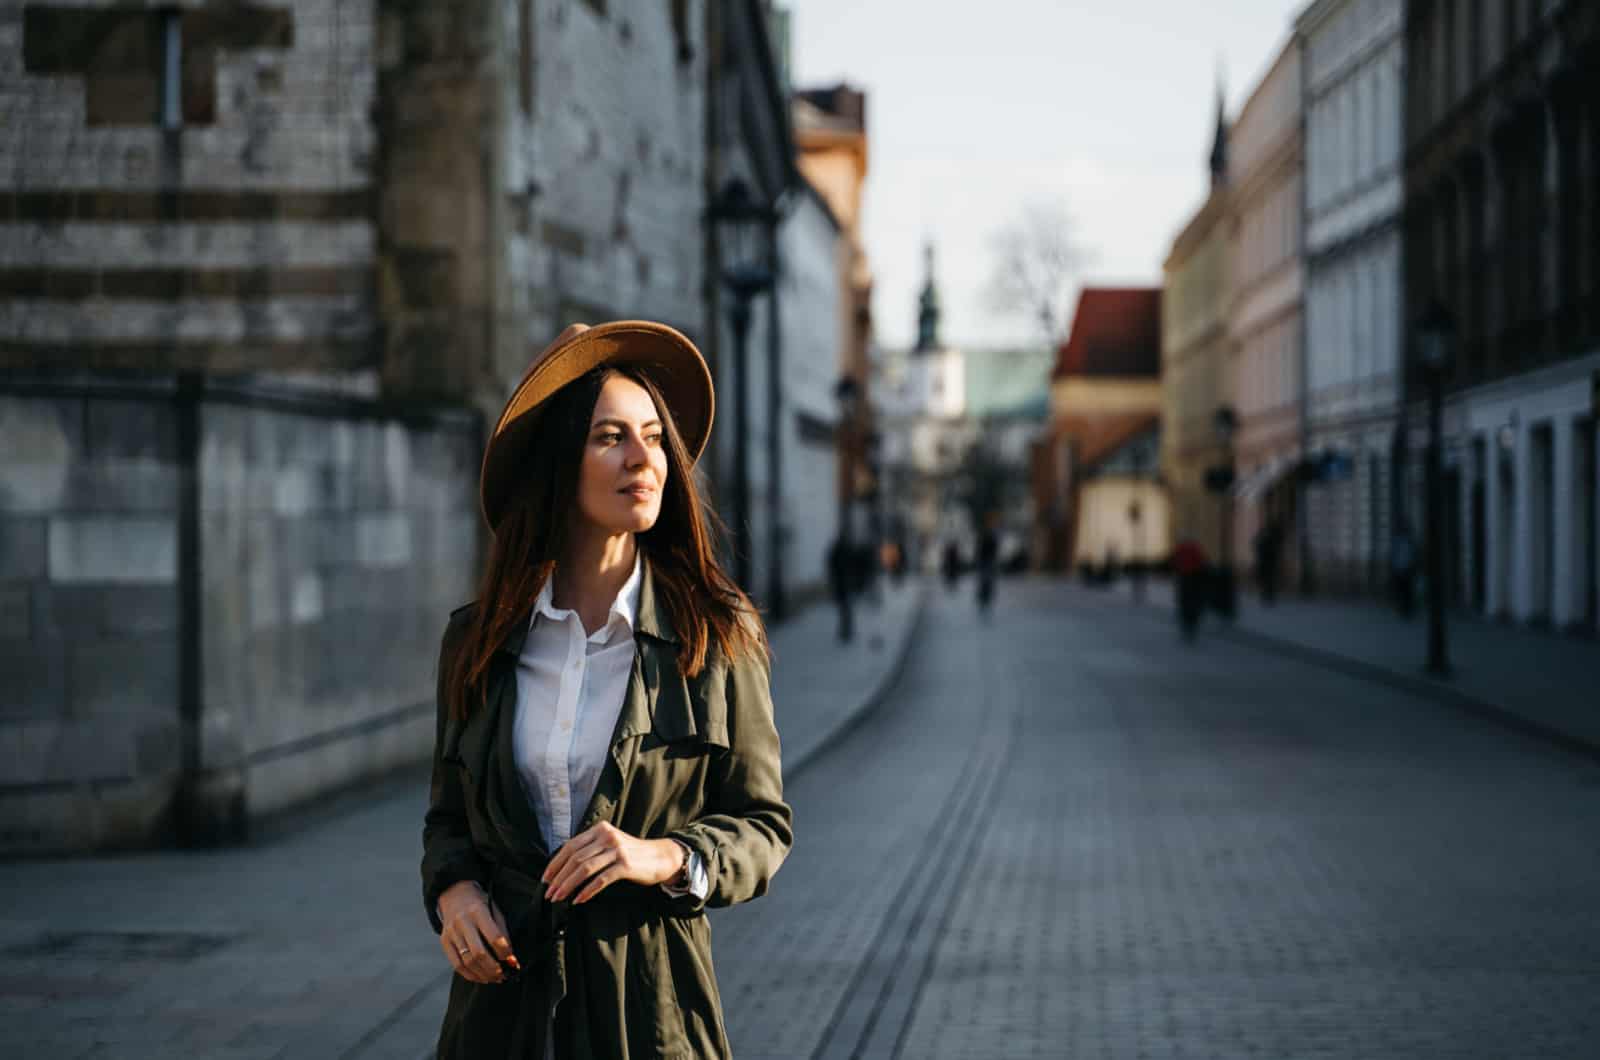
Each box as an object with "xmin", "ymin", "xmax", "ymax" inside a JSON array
[
  {"xmin": 549, "ymin": 848, "xmax": 616, "ymax": 901},
  {"xmin": 452, "ymin": 912, "xmax": 503, "ymax": 984},
  {"xmin": 574, "ymin": 864, "xmax": 623, "ymax": 904},
  {"xmin": 474, "ymin": 901, "xmax": 518, "ymax": 968},
  {"xmin": 442, "ymin": 923, "xmax": 492, "ymax": 984},
  {"xmin": 484, "ymin": 901, "xmax": 518, "ymax": 968}
]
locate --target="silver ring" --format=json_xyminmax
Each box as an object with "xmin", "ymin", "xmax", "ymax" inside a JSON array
[{"xmin": 457, "ymin": 946, "xmax": 470, "ymax": 957}]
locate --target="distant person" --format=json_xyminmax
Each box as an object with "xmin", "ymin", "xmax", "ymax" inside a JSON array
[
  {"xmin": 976, "ymin": 513, "xmax": 1000, "ymax": 615},
  {"xmin": 1390, "ymin": 523, "xmax": 1417, "ymax": 618},
  {"xmin": 1172, "ymin": 537, "xmax": 1208, "ymax": 641},
  {"xmin": 828, "ymin": 535, "xmax": 855, "ymax": 642},
  {"xmin": 941, "ymin": 539, "xmax": 962, "ymax": 592},
  {"xmin": 1253, "ymin": 519, "xmax": 1284, "ymax": 605},
  {"xmin": 423, "ymin": 321, "xmax": 790, "ymax": 1058},
  {"xmin": 880, "ymin": 538, "xmax": 903, "ymax": 583},
  {"xmin": 855, "ymin": 540, "xmax": 881, "ymax": 605}
]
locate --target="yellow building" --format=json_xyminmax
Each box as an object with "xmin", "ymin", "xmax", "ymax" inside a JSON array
[{"xmin": 1161, "ymin": 94, "xmax": 1234, "ymax": 564}]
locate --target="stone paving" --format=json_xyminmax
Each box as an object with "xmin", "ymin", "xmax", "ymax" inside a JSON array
[
  {"xmin": 716, "ymin": 577, "xmax": 1600, "ymax": 1058},
  {"xmin": 7, "ymin": 574, "xmax": 1600, "ymax": 1058}
]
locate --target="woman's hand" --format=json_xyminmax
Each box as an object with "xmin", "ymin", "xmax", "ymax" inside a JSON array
[
  {"xmin": 438, "ymin": 880, "xmax": 520, "ymax": 984},
  {"xmin": 542, "ymin": 821, "xmax": 686, "ymax": 904}
]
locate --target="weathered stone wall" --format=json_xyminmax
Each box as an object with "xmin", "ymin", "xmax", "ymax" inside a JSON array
[
  {"xmin": 197, "ymin": 399, "xmax": 478, "ymax": 825},
  {"xmin": 0, "ymin": 0, "xmax": 379, "ymax": 378},
  {"xmin": 0, "ymin": 385, "xmax": 477, "ymax": 853},
  {"xmin": 0, "ymin": 391, "xmax": 183, "ymax": 850},
  {"xmin": 517, "ymin": 0, "xmax": 708, "ymax": 360}
]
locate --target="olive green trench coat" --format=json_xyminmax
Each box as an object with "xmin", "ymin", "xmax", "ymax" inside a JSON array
[{"xmin": 421, "ymin": 559, "xmax": 792, "ymax": 1059}]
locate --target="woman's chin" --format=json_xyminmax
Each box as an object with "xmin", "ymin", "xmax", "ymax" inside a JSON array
[{"xmin": 610, "ymin": 506, "xmax": 660, "ymax": 534}]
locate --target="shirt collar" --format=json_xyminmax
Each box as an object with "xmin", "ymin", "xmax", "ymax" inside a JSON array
[{"xmin": 532, "ymin": 549, "xmax": 644, "ymax": 638}]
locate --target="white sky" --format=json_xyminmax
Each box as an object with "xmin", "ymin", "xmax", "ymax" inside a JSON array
[{"xmin": 788, "ymin": 0, "xmax": 1308, "ymax": 353}]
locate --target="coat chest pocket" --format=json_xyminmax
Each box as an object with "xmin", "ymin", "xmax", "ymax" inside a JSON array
[{"xmin": 629, "ymin": 660, "xmax": 731, "ymax": 823}]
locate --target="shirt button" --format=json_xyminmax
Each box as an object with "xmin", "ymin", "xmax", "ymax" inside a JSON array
[{"xmin": 559, "ymin": 718, "xmax": 572, "ymax": 733}]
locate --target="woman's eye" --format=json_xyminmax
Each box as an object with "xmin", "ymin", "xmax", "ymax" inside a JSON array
[
  {"xmin": 598, "ymin": 432, "xmax": 622, "ymax": 445},
  {"xmin": 645, "ymin": 434, "xmax": 663, "ymax": 446}
]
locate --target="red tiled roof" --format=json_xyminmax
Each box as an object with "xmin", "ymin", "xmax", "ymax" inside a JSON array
[{"xmin": 1053, "ymin": 287, "xmax": 1162, "ymax": 380}]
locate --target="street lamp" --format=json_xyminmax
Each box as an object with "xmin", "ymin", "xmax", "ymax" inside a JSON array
[
  {"xmin": 1212, "ymin": 404, "xmax": 1239, "ymax": 618},
  {"xmin": 1416, "ymin": 298, "xmax": 1456, "ymax": 677},
  {"xmin": 709, "ymin": 177, "xmax": 776, "ymax": 595}
]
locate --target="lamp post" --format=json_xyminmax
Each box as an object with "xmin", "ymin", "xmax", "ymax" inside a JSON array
[
  {"xmin": 1416, "ymin": 298, "xmax": 1456, "ymax": 677},
  {"xmin": 1212, "ymin": 404, "xmax": 1239, "ymax": 618},
  {"xmin": 709, "ymin": 178, "xmax": 776, "ymax": 594}
]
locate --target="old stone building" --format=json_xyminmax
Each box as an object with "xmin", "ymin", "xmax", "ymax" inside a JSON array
[
  {"xmin": 0, "ymin": 0, "xmax": 797, "ymax": 851},
  {"xmin": 1161, "ymin": 92, "xmax": 1234, "ymax": 565},
  {"xmin": 1403, "ymin": 0, "xmax": 1598, "ymax": 630}
]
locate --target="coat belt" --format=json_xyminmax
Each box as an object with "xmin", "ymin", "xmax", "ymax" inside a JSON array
[{"xmin": 486, "ymin": 860, "xmax": 573, "ymax": 1059}]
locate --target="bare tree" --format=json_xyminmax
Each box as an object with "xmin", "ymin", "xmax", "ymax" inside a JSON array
[{"xmin": 984, "ymin": 201, "xmax": 1092, "ymax": 347}]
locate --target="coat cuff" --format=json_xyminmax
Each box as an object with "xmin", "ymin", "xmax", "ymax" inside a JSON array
[
  {"xmin": 423, "ymin": 856, "xmax": 488, "ymax": 934},
  {"xmin": 658, "ymin": 841, "xmax": 709, "ymax": 900}
]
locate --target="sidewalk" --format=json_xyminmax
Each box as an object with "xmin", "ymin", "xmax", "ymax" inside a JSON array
[
  {"xmin": 0, "ymin": 578, "xmax": 926, "ymax": 1060},
  {"xmin": 772, "ymin": 576, "xmax": 925, "ymax": 776},
  {"xmin": 1105, "ymin": 576, "xmax": 1600, "ymax": 757}
]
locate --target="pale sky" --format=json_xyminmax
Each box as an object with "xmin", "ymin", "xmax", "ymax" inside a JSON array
[{"xmin": 788, "ymin": 0, "xmax": 1308, "ymax": 353}]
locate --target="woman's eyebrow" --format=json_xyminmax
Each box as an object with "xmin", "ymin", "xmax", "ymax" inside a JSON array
[{"xmin": 590, "ymin": 417, "xmax": 662, "ymax": 430}]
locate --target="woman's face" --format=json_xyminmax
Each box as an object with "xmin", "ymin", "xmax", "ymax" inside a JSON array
[{"xmin": 574, "ymin": 373, "xmax": 669, "ymax": 537}]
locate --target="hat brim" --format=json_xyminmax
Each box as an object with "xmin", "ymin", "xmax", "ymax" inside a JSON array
[{"xmin": 480, "ymin": 320, "xmax": 714, "ymax": 529}]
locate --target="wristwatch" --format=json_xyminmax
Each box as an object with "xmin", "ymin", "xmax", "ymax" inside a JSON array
[{"xmin": 668, "ymin": 839, "xmax": 693, "ymax": 889}]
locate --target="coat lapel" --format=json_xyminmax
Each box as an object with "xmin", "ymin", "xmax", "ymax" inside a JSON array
[{"xmin": 462, "ymin": 558, "xmax": 700, "ymax": 846}]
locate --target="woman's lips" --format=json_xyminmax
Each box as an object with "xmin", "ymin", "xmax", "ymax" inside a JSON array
[{"xmin": 620, "ymin": 485, "xmax": 655, "ymax": 499}]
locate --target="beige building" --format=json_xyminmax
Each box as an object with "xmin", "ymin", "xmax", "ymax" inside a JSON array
[
  {"xmin": 1037, "ymin": 288, "xmax": 1167, "ymax": 571},
  {"xmin": 1161, "ymin": 98, "xmax": 1234, "ymax": 563},
  {"xmin": 1225, "ymin": 39, "xmax": 1304, "ymax": 580}
]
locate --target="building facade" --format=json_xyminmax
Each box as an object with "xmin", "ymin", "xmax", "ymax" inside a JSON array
[
  {"xmin": 1040, "ymin": 288, "xmax": 1167, "ymax": 572},
  {"xmin": 773, "ymin": 177, "xmax": 843, "ymax": 604},
  {"xmin": 1161, "ymin": 98, "xmax": 1234, "ymax": 565},
  {"xmin": 879, "ymin": 246, "xmax": 972, "ymax": 568},
  {"xmin": 1226, "ymin": 38, "xmax": 1305, "ymax": 584},
  {"xmin": 1297, "ymin": 0, "xmax": 1408, "ymax": 594},
  {"xmin": 1403, "ymin": 0, "xmax": 1599, "ymax": 629}
]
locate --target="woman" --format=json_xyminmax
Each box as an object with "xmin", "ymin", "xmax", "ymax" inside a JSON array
[{"xmin": 422, "ymin": 321, "xmax": 792, "ymax": 1059}]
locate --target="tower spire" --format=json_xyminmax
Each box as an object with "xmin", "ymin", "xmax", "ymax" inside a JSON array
[
  {"xmin": 1209, "ymin": 61, "xmax": 1229, "ymax": 188},
  {"xmin": 915, "ymin": 241, "xmax": 941, "ymax": 353}
]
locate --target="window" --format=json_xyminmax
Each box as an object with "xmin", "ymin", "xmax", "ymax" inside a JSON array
[{"xmin": 21, "ymin": 4, "xmax": 290, "ymax": 127}]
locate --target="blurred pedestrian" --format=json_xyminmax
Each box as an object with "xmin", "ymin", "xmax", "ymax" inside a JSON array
[
  {"xmin": 827, "ymin": 535, "xmax": 855, "ymax": 642},
  {"xmin": 941, "ymin": 538, "xmax": 963, "ymax": 592},
  {"xmin": 1253, "ymin": 519, "xmax": 1284, "ymax": 605},
  {"xmin": 1172, "ymin": 536, "xmax": 1207, "ymax": 641},
  {"xmin": 424, "ymin": 322, "xmax": 792, "ymax": 1059},
  {"xmin": 976, "ymin": 512, "xmax": 1000, "ymax": 615},
  {"xmin": 1390, "ymin": 522, "xmax": 1417, "ymax": 618}
]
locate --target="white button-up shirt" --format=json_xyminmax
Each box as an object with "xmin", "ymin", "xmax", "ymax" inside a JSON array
[{"xmin": 512, "ymin": 552, "xmax": 705, "ymax": 896}]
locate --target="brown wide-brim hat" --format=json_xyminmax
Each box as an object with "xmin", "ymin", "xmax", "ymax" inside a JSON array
[{"xmin": 479, "ymin": 320, "xmax": 714, "ymax": 530}]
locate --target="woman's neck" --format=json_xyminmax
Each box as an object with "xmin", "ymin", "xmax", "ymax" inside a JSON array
[{"xmin": 553, "ymin": 530, "xmax": 637, "ymax": 634}]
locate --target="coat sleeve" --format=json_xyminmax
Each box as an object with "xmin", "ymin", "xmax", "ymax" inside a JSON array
[
  {"xmin": 666, "ymin": 646, "xmax": 794, "ymax": 912},
  {"xmin": 420, "ymin": 613, "xmax": 490, "ymax": 934}
]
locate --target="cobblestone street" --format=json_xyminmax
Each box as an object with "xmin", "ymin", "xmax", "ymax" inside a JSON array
[{"xmin": 6, "ymin": 577, "xmax": 1600, "ymax": 1057}]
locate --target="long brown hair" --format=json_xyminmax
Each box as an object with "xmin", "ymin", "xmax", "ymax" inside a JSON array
[{"xmin": 445, "ymin": 365, "xmax": 765, "ymax": 721}]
